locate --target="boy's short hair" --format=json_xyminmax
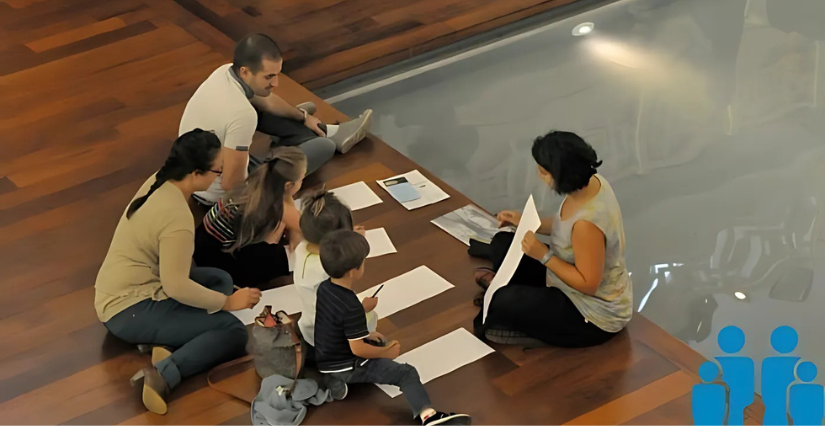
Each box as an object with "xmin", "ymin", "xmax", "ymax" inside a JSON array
[
  {"xmin": 320, "ymin": 230, "xmax": 370, "ymax": 279},
  {"xmin": 300, "ymin": 191, "xmax": 353, "ymax": 244}
]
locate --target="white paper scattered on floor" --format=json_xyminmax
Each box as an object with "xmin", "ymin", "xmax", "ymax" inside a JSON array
[
  {"xmin": 377, "ymin": 328, "xmax": 495, "ymax": 398},
  {"xmin": 483, "ymin": 195, "xmax": 541, "ymax": 323},
  {"xmin": 330, "ymin": 181, "xmax": 383, "ymax": 211},
  {"xmin": 365, "ymin": 228, "xmax": 397, "ymax": 258},
  {"xmin": 232, "ymin": 285, "xmax": 303, "ymax": 325},
  {"xmin": 357, "ymin": 266, "xmax": 454, "ymax": 319},
  {"xmin": 377, "ymin": 170, "xmax": 449, "ymax": 210}
]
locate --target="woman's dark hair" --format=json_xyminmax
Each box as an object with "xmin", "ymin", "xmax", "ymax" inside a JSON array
[
  {"xmin": 226, "ymin": 147, "xmax": 307, "ymax": 252},
  {"xmin": 531, "ymin": 130, "xmax": 602, "ymax": 195},
  {"xmin": 319, "ymin": 230, "xmax": 370, "ymax": 279},
  {"xmin": 126, "ymin": 129, "xmax": 221, "ymax": 219},
  {"xmin": 299, "ymin": 191, "xmax": 354, "ymax": 245}
]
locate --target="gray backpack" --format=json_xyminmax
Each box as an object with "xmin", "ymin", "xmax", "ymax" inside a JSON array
[
  {"xmin": 207, "ymin": 305, "xmax": 305, "ymax": 400},
  {"xmin": 246, "ymin": 305, "xmax": 304, "ymax": 381}
]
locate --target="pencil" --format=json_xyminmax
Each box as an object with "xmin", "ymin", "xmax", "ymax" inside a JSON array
[{"xmin": 371, "ymin": 284, "xmax": 384, "ymax": 297}]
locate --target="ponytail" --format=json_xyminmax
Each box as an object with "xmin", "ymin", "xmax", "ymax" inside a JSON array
[
  {"xmin": 299, "ymin": 190, "xmax": 353, "ymax": 244},
  {"xmin": 226, "ymin": 146, "xmax": 307, "ymax": 252},
  {"xmin": 126, "ymin": 170, "xmax": 169, "ymax": 219},
  {"xmin": 126, "ymin": 129, "xmax": 221, "ymax": 219}
]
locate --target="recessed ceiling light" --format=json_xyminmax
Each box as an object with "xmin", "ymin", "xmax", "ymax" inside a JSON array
[
  {"xmin": 573, "ymin": 22, "xmax": 594, "ymax": 36},
  {"xmin": 734, "ymin": 292, "xmax": 747, "ymax": 300}
]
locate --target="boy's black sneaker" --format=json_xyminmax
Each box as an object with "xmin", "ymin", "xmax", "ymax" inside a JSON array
[{"xmin": 420, "ymin": 412, "xmax": 471, "ymax": 425}]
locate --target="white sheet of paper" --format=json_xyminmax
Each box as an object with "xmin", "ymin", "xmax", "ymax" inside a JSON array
[
  {"xmin": 482, "ymin": 195, "xmax": 541, "ymax": 323},
  {"xmin": 231, "ymin": 285, "xmax": 303, "ymax": 325},
  {"xmin": 330, "ymin": 181, "xmax": 383, "ymax": 211},
  {"xmin": 376, "ymin": 328, "xmax": 494, "ymax": 398},
  {"xmin": 357, "ymin": 266, "xmax": 454, "ymax": 319},
  {"xmin": 377, "ymin": 170, "xmax": 449, "ymax": 210},
  {"xmin": 366, "ymin": 228, "xmax": 397, "ymax": 258}
]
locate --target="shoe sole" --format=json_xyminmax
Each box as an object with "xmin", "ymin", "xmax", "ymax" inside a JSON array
[
  {"xmin": 485, "ymin": 330, "xmax": 544, "ymax": 347},
  {"xmin": 142, "ymin": 383, "xmax": 168, "ymax": 415},
  {"xmin": 427, "ymin": 414, "xmax": 472, "ymax": 425},
  {"xmin": 143, "ymin": 368, "xmax": 168, "ymax": 415},
  {"xmin": 339, "ymin": 110, "xmax": 372, "ymax": 154}
]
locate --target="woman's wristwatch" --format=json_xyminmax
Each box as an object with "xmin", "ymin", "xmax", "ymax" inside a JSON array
[{"xmin": 539, "ymin": 249, "xmax": 554, "ymax": 266}]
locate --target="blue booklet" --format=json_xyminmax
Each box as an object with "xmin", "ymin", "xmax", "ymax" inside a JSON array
[{"xmin": 383, "ymin": 177, "xmax": 421, "ymax": 203}]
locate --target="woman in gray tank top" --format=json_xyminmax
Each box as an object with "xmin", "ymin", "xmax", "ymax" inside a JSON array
[{"xmin": 471, "ymin": 131, "xmax": 633, "ymax": 347}]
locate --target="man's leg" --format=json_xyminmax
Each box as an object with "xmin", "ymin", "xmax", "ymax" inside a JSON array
[
  {"xmin": 298, "ymin": 137, "xmax": 337, "ymax": 175},
  {"xmin": 256, "ymin": 108, "xmax": 373, "ymax": 156},
  {"xmin": 256, "ymin": 110, "xmax": 320, "ymax": 147}
]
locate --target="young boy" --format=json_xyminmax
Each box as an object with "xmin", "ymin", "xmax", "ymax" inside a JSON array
[{"xmin": 315, "ymin": 230, "xmax": 471, "ymax": 425}]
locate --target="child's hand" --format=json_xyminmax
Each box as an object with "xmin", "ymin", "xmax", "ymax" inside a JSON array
[
  {"xmin": 362, "ymin": 297, "xmax": 378, "ymax": 313},
  {"xmin": 354, "ymin": 226, "xmax": 366, "ymax": 236}
]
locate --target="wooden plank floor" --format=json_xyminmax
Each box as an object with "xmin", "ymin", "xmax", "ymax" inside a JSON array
[
  {"xmin": 167, "ymin": 0, "xmax": 582, "ymax": 89},
  {"xmin": 0, "ymin": 0, "xmax": 762, "ymax": 424}
]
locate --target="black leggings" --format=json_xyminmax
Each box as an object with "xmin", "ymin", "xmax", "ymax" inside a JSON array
[
  {"xmin": 473, "ymin": 232, "xmax": 617, "ymax": 348},
  {"xmin": 193, "ymin": 225, "xmax": 290, "ymax": 289}
]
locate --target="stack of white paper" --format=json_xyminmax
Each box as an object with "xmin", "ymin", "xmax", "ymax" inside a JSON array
[
  {"xmin": 330, "ymin": 181, "xmax": 383, "ymax": 211},
  {"xmin": 232, "ymin": 285, "xmax": 304, "ymax": 325},
  {"xmin": 483, "ymin": 195, "xmax": 541, "ymax": 323},
  {"xmin": 377, "ymin": 170, "xmax": 449, "ymax": 210},
  {"xmin": 376, "ymin": 328, "xmax": 495, "ymax": 398},
  {"xmin": 357, "ymin": 266, "xmax": 454, "ymax": 319},
  {"xmin": 365, "ymin": 228, "xmax": 397, "ymax": 258}
]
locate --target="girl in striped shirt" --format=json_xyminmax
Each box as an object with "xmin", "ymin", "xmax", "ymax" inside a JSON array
[{"xmin": 194, "ymin": 147, "xmax": 306, "ymax": 288}]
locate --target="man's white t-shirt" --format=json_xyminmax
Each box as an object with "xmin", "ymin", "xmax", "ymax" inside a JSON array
[
  {"xmin": 179, "ymin": 63, "xmax": 257, "ymax": 204},
  {"xmin": 293, "ymin": 240, "xmax": 329, "ymax": 347}
]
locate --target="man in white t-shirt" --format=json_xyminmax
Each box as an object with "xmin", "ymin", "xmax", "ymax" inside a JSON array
[{"xmin": 179, "ymin": 34, "xmax": 373, "ymax": 204}]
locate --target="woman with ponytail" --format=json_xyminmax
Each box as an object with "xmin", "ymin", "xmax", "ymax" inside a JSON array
[
  {"xmin": 193, "ymin": 146, "xmax": 307, "ymax": 288},
  {"xmin": 471, "ymin": 131, "xmax": 633, "ymax": 348},
  {"xmin": 95, "ymin": 129, "xmax": 262, "ymax": 416}
]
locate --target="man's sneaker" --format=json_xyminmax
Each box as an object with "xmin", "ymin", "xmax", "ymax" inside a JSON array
[
  {"xmin": 329, "ymin": 109, "xmax": 372, "ymax": 154},
  {"xmin": 420, "ymin": 412, "xmax": 472, "ymax": 425}
]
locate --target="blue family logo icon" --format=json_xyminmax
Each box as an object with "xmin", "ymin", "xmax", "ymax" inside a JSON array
[{"xmin": 692, "ymin": 326, "xmax": 824, "ymax": 425}]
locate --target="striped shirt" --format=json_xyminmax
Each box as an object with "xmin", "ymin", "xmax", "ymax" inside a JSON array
[
  {"xmin": 314, "ymin": 279, "xmax": 369, "ymax": 373},
  {"xmin": 203, "ymin": 198, "xmax": 240, "ymax": 249}
]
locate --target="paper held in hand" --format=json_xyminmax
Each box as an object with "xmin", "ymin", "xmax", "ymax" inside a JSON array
[
  {"xmin": 377, "ymin": 170, "xmax": 449, "ymax": 210},
  {"xmin": 482, "ymin": 195, "xmax": 541, "ymax": 323}
]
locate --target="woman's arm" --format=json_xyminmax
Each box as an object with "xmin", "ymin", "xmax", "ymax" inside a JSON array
[
  {"xmin": 546, "ymin": 221, "xmax": 605, "ymax": 296},
  {"xmin": 537, "ymin": 216, "xmax": 554, "ymax": 235},
  {"xmin": 521, "ymin": 220, "xmax": 605, "ymax": 296},
  {"xmin": 159, "ymin": 229, "xmax": 228, "ymax": 312}
]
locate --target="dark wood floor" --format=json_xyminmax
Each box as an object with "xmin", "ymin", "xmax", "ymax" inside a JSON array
[
  {"xmin": 0, "ymin": 0, "xmax": 764, "ymax": 424},
  {"xmin": 167, "ymin": 0, "xmax": 582, "ymax": 89}
]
